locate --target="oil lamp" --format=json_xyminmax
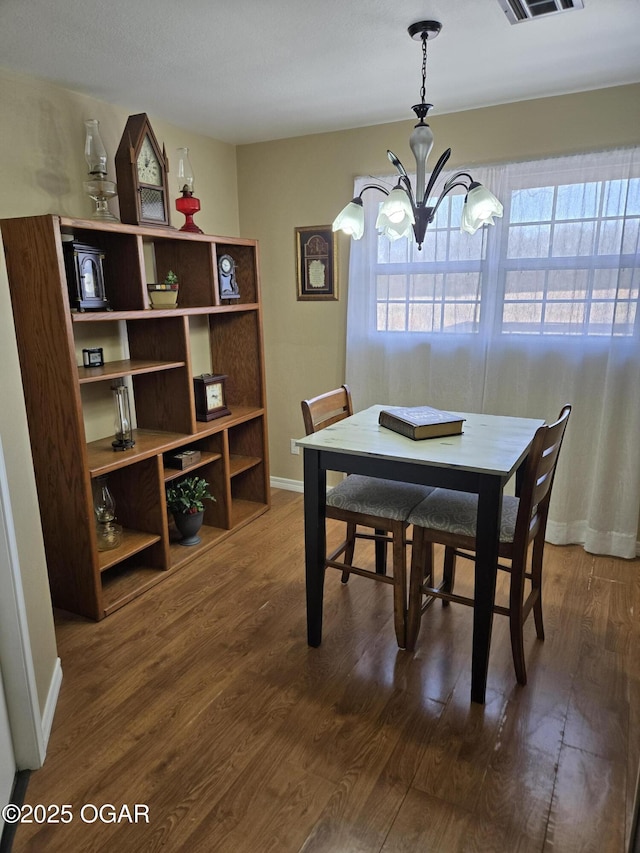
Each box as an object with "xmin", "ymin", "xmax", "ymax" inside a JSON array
[
  {"xmin": 83, "ymin": 119, "xmax": 119, "ymax": 222},
  {"xmin": 111, "ymin": 378, "xmax": 135, "ymax": 451},
  {"xmin": 93, "ymin": 475, "xmax": 123, "ymax": 550},
  {"xmin": 175, "ymin": 147, "xmax": 203, "ymax": 233}
]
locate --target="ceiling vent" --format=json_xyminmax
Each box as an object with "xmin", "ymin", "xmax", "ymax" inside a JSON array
[{"xmin": 498, "ymin": 0, "xmax": 585, "ymax": 24}]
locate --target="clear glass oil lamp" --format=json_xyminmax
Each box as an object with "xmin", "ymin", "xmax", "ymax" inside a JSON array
[
  {"xmin": 83, "ymin": 118, "xmax": 119, "ymax": 222},
  {"xmin": 93, "ymin": 475, "xmax": 123, "ymax": 551},
  {"xmin": 111, "ymin": 378, "xmax": 135, "ymax": 451}
]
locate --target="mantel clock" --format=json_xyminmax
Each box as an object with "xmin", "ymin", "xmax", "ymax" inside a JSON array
[{"xmin": 115, "ymin": 113, "xmax": 171, "ymax": 227}]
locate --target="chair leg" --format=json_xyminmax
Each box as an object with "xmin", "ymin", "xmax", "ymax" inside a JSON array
[
  {"xmin": 509, "ymin": 561, "xmax": 527, "ymax": 685},
  {"xmin": 375, "ymin": 529, "xmax": 387, "ymax": 575},
  {"xmin": 531, "ymin": 534, "xmax": 545, "ymax": 640},
  {"xmin": 341, "ymin": 522, "xmax": 357, "ymax": 584},
  {"xmin": 391, "ymin": 521, "xmax": 408, "ymax": 649},
  {"xmin": 406, "ymin": 528, "xmax": 427, "ymax": 652},
  {"xmin": 442, "ymin": 546, "xmax": 457, "ymax": 607}
]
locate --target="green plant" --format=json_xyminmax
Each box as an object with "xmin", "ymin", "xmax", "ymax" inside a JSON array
[
  {"xmin": 166, "ymin": 476, "xmax": 215, "ymax": 515},
  {"xmin": 163, "ymin": 270, "xmax": 179, "ymax": 289}
]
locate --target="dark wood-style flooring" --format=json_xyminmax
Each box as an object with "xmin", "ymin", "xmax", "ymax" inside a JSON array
[{"xmin": 13, "ymin": 489, "xmax": 640, "ymax": 852}]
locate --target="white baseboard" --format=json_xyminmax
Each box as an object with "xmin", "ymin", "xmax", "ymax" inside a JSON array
[
  {"xmin": 41, "ymin": 657, "xmax": 62, "ymax": 755},
  {"xmin": 270, "ymin": 476, "xmax": 303, "ymax": 493}
]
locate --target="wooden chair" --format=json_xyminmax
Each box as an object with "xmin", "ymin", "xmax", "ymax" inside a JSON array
[
  {"xmin": 405, "ymin": 405, "xmax": 571, "ymax": 685},
  {"xmin": 301, "ymin": 385, "xmax": 433, "ymax": 648}
]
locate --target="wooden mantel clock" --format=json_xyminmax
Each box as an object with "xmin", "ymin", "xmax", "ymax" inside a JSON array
[{"xmin": 115, "ymin": 113, "xmax": 171, "ymax": 227}]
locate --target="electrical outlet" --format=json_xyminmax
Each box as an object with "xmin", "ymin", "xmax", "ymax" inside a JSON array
[{"xmin": 290, "ymin": 438, "xmax": 300, "ymax": 455}]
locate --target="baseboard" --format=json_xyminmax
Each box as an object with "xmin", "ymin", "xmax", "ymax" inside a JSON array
[
  {"xmin": 41, "ymin": 657, "xmax": 62, "ymax": 754},
  {"xmin": 270, "ymin": 477, "xmax": 303, "ymax": 493}
]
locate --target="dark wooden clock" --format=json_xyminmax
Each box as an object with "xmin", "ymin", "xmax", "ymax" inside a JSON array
[
  {"xmin": 115, "ymin": 113, "xmax": 171, "ymax": 227},
  {"xmin": 193, "ymin": 374, "xmax": 231, "ymax": 422}
]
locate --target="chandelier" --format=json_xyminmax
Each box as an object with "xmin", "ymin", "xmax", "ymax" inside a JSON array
[{"xmin": 332, "ymin": 20, "xmax": 503, "ymax": 250}]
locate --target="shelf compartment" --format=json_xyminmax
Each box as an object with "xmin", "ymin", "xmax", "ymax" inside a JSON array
[
  {"xmin": 231, "ymin": 499, "xmax": 269, "ymax": 529},
  {"xmin": 97, "ymin": 528, "xmax": 162, "ymax": 572},
  {"xmin": 101, "ymin": 561, "xmax": 171, "ymax": 616},
  {"xmin": 168, "ymin": 523, "xmax": 228, "ymax": 567},
  {"xmin": 229, "ymin": 455, "xmax": 261, "ymax": 478},
  {"xmin": 209, "ymin": 312, "xmax": 264, "ymax": 408},
  {"xmin": 78, "ymin": 358, "xmax": 186, "ymax": 384},
  {"xmin": 133, "ymin": 367, "xmax": 194, "ymax": 434},
  {"xmin": 214, "ymin": 243, "xmax": 259, "ymax": 305},
  {"xmin": 163, "ymin": 450, "xmax": 222, "ymax": 482},
  {"xmin": 61, "ymin": 228, "xmax": 147, "ymax": 311},
  {"xmin": 152, "ymin": 238, "xmax": 216, "ymax": 307}
]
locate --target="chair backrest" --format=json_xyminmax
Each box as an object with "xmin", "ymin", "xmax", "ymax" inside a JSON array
[
  {"xmin": 513, "ymin": 404, "xmax": 571, "ymax": 552},
  {"xmin": 301, "ymin": 385, "xmax": 353, "ymax": 436}
]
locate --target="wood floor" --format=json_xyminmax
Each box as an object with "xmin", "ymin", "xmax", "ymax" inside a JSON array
[{"xmin": 12, "ymin": 489, "xmax": 639, "ymax": 852}]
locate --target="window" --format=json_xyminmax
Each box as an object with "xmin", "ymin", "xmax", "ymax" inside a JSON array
[{"xmin": 372, "ymin": 163, "xmax": 640, "ymax": 337}]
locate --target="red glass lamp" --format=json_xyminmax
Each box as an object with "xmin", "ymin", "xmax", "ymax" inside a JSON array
[{"xmin": 175, "ymin": 147, "xmax": 203, "ymax": 233}]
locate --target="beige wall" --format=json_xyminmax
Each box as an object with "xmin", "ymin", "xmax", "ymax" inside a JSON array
[
  {"xmin": 0, "ymin": 67, "xmax": 239, "ymax": 716},
  {"xmin": 236, "ymin": 84, "xmax": 640, "ymax": 485}
]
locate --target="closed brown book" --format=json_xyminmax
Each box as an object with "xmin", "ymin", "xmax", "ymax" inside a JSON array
[{"xmin": 378, "ymin": 406, "xmax": 465, "ymax": 440}]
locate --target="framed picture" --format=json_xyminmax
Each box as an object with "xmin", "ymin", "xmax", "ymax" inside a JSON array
[{"xmin": 295, "ymin": 226, "xmax": 338, "ymax": 301}]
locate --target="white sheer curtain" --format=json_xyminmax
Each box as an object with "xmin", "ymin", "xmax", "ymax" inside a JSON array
[{"xmin": 346, "ymin": 148, "xmax": 640, "ymax": 558}]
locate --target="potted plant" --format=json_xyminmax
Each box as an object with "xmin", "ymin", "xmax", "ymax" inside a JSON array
[
  {"xmin": 148, "ymin": 269, "xmax": 179, "ymax": 308},
  {"xmin": 165, "ymin": 475, "xmax": 215, "ymax": 546}
]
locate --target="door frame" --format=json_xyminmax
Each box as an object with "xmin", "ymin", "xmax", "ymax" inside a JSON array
[{"xmin": 0, "ymin": 436, "xmax": 45, "ymax": 768}]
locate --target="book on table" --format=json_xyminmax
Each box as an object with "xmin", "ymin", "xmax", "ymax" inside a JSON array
[{"xmin": 378, "ymin": 406, "xmax": 465, "ymax": 440}]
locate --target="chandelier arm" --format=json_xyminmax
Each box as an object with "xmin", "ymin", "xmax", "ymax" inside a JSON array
[
  {"xmin": 441, "ymin": 171, "xmax": 474, "ymax": 192},
  {"xmin": 358, "ymin": 183, "xmax": 391, "ymax": 198},
  {"xmin": 431, "ymin": 180, "xmax": 473, "ymax": 218},
  {"xmin": 422, "ymin": 148, "xmax": 452, "ymax": 204}
]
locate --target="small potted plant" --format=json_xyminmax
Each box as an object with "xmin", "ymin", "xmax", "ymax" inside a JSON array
[
  {"xmin": 165, "ymin": 475, "xmax": 215, "ymax": 546},
  {"xmin": 148, "ymin": 269, "xmax": 179, "ymax": 308}
]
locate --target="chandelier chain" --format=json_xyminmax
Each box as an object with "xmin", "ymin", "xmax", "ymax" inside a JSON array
[{"xmin": 420, "ymin": 35, "xmax": 428, "ymax": 106}]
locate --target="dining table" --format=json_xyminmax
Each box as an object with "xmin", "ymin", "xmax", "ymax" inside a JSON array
[{"xmin": 296, "ymin": 405, "xmax": 545, "ymax": 704}]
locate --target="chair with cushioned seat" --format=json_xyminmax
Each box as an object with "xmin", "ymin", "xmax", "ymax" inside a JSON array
[
  {"xmin": 405, "ymin": 404, "xmax": 571, "ymax": 685},
  {"xmin": 301, "ymin": 385, "xmax": 433, "ymax": 648}
]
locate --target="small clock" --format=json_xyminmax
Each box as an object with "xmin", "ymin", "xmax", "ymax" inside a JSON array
[
  {"xmin": 193, "ymin": 374, "xmax": 231, "ymax": 422},
  {"xmin": 217, "ymin": 254, "xmax": 240, "ymax": 301},
  {"xmin": 63, "ymin": 241, "xmax": 110, "ymax": 312},
  {"xmin": 115, "ymin": 113, "xmax": 171, "ymax": 227}
]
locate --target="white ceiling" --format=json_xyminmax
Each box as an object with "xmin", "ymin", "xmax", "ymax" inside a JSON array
[{"xmin": 0, "ymin": 0, "xmax": 638, "ymax": 145}]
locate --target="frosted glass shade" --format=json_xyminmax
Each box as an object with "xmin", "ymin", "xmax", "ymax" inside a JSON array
[
  {"xmin": 376, "ymin": 188, "xmax": 415, "ymax": 241},
  {"xmin": 332, "ymin": 199, "xmax": 365, "ymax": 240},
  {"xmin": 461, "ymin": 184, "xmax": 504, "ymax": 234}
]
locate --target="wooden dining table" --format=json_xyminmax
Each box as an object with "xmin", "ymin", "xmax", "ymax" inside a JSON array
[{"xmin": 296, "ymin": 405, "xmax": 544, "ymax": 704}]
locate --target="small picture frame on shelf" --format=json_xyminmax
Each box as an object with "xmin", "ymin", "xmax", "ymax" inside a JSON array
[
  {"xmin": 82, "ymin": 347, "xmax": 104, "ymax": 368},
  {"xmin": 295, "ymin": 225, "xmax": 338, "ymax": 301}
]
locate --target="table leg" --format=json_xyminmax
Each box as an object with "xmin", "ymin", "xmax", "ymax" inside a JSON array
[
  {"xmin": 471, "ymin": 474, "xmax": 503, "ymax": 704},
  {"xmin": 304, "ymin": 448, "xmax": 326, "ymax": 647}
]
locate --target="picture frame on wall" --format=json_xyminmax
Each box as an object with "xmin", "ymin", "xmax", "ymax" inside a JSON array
[{"xmin": 295, "ymin": 225, "xmax": 338, "ymax": 301}]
